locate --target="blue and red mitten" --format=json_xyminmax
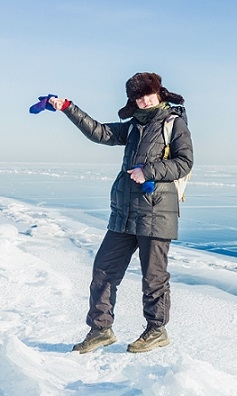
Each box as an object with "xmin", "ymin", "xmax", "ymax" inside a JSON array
[
  {"xmin": 29, "ymin": 94, "xmax": 58, "ymax": 114},
  {"xmin": 141, "ymin": 181, "xmax": 155, "ymax": 194}
]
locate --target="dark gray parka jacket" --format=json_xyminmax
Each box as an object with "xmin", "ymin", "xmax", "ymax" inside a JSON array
[{"xmin": 63, "ymin": 103, "xmax": 193, "ymax": 240}]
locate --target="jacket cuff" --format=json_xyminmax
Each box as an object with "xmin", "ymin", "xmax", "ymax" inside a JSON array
[
  {"xmin": 61, "ymin": 99, "xmax": 71, "ymax": 111},
  {"xmin": 142, "ymin": 163, "xmax": 154, "ymax": 181}
]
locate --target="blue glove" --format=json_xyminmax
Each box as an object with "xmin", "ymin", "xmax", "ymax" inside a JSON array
[
  {"xmin": 29, "ymin": 94, "xmax": 58, "ymax": 114},
  {"xmin": 142, "ymin": 181, "xmax": 155, "ymax": 194}
]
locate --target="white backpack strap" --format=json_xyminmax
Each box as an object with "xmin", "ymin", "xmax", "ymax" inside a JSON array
[
  {"xmin": 163, "ymin": 115, "xmax": 178, "ymax": 145},
  {"xmin": 164, "ymin": 115, "xmax": 191, "ymax": 204},
  {"xmin": 163, "ymin": 115, "xmax": 178, "ymax": 159}
]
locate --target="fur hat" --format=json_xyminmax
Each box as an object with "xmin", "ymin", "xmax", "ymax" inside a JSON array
[{"xmin": 118, "ymin": 72, "xmax": 184, "ymax": 119}]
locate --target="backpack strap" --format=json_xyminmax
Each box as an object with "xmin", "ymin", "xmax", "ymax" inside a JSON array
[
  {"xmin": 163, "ymin": 115, "xmax": 178, "ymax": 145},
  {"xmin": 163, "ymin": 115, "xmax": 178, "ymax": 159},
  {"xmin": 163, "ymin": 114, "xmax": 191, "ymax": 204}
]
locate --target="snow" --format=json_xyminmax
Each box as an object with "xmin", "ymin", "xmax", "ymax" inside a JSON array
[{"xmin": 0, "ymin": 193, "xmax": 237, "ymax": 396}]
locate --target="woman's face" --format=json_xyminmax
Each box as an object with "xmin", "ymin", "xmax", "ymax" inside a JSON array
[{"xmin": 135, "ymin": 93, "xmax": 159, "ymax": 109}]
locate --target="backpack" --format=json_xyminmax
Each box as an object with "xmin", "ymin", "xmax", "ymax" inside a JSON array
[{"xmin": 163, "ymin": 115, "xmax": 191, "ymax": 202}]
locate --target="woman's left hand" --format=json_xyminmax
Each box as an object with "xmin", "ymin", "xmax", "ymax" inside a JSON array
[{"xmin": 127, "ymin": 167, "xmax": 146, "ymax": 184}]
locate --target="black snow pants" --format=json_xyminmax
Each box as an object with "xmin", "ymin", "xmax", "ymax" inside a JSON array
[{"xmin": 86, "ymin": 230, "xmax": 171, "ymax": 329}]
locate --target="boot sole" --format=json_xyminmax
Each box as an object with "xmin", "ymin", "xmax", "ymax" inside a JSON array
[
  {"xmin": 73, "ymin": 336, "xmax": 117, "ymax": 354},
  {"xmin": 127, "ymin": 338, "xmax": 170, "ymax": 353}
]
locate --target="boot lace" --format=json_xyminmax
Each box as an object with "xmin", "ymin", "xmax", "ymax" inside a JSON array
[
  {"xmin": 140, "ymin": 324, "xmax": 161, "ymax": 340},
  {"xmin": 86, "ymin": 328, "xmax": 97, "ymax": 340},
  {"xmin": 140, "ymin": 325, "xmax": 154, "ymax": 340}
]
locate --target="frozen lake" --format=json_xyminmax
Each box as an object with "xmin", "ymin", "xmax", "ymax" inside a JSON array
[{"xmin": 0, "ymin": 162, "xmax": 236, "ymax": 257}]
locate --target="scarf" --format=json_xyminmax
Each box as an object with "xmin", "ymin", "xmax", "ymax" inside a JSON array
[{"xmin": 133, "ymin": 102, "xmax": 170, "ymax": 125}]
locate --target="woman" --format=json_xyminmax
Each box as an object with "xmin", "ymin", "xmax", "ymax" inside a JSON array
[{"xmin": 49, "ymin": 72, "xmax": 193, "ymax": 353}]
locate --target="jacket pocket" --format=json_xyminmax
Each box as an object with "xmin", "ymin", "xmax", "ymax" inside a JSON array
[{"xmin": 142, "ymin": 191, "xmax": 162, "ymax": 206}]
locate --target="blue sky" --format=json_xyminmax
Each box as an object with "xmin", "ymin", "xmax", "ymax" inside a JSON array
[{"xmin": 0, "ymin": 0, "xmax": 237, "ymax": 165}]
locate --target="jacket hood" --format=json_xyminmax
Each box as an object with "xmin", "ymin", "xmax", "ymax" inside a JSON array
[{"xmin": 169, "ymin": 105, "xmax": 188, "ymax": 125}]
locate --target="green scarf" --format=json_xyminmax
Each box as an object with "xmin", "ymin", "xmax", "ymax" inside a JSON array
[{"xmin": 133, "ymin": 102, "xmax": 170, "ymax": 125}]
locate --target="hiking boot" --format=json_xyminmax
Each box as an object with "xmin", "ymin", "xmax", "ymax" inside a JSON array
[
  {"xmin": 127, "ymin": 325, "xmax": 169, "ymax": 353},
  {"xmin": 72, "ymin": 328, "xmax": 117, "ymax": 354}
]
